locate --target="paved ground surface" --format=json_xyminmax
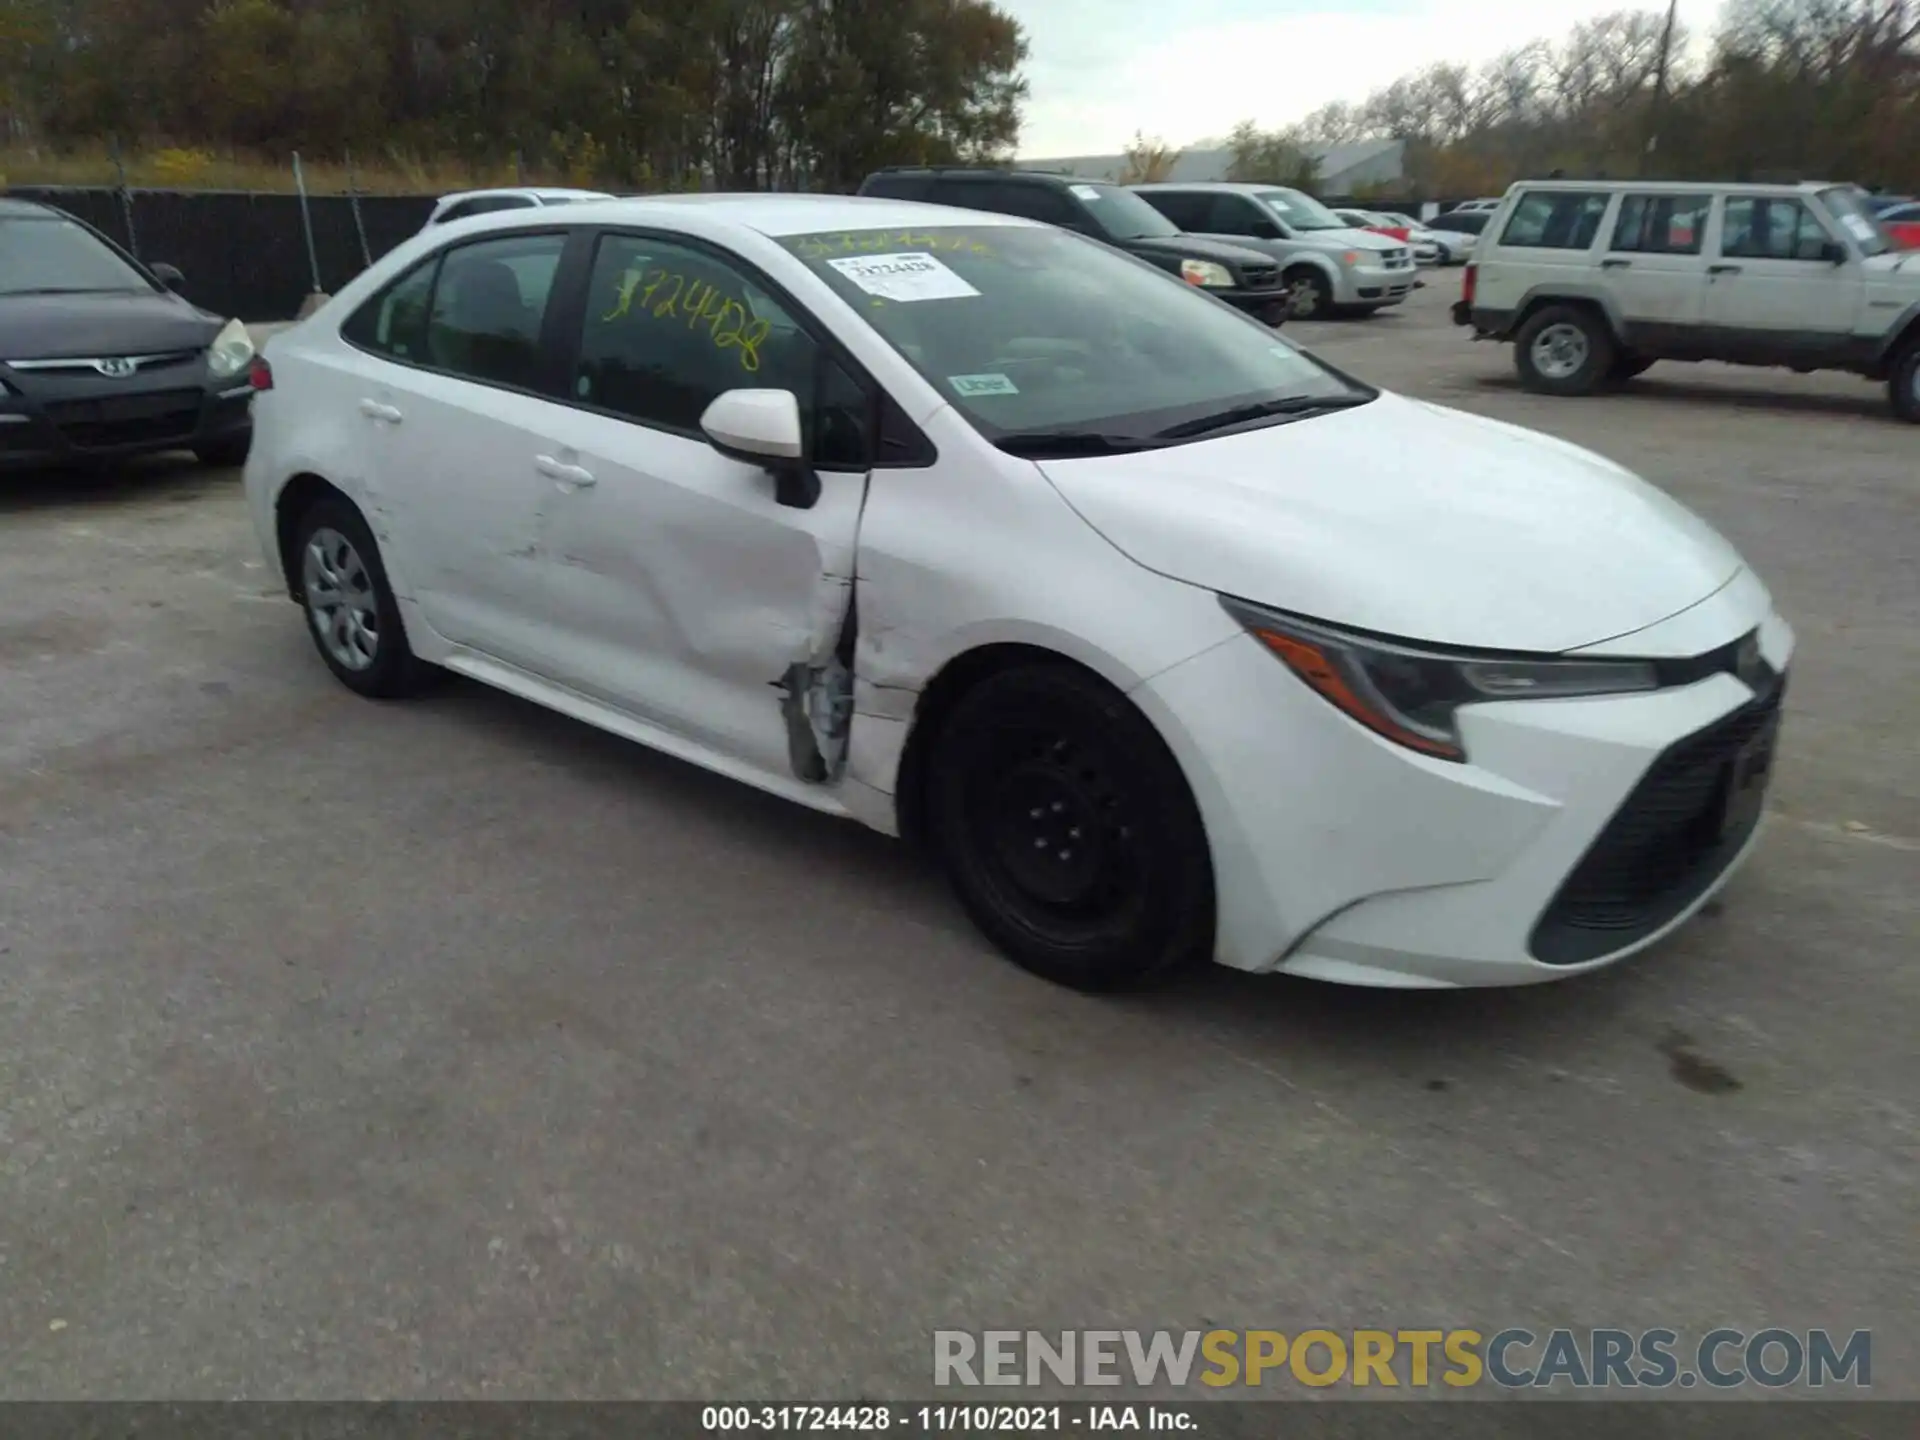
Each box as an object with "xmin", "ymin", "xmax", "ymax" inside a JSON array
[{"xmin": 1, "ymin": 289, "xmax": 1915, "ymax": 1403}]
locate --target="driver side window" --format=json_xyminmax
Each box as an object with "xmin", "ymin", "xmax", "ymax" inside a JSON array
[{"xmin": 571, "ymin": 233, "xmax": 871, "ymax": 467}]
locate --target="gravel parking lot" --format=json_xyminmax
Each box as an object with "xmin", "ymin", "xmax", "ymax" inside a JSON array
[{"xmin": 2, "ymin": 285, "xmax": 1914, "ymax": 1404}]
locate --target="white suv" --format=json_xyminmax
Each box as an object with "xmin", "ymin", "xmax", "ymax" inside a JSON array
[{"xmin": 1455, "ymin": 179, "xmax": 1920, "ymax": 422}]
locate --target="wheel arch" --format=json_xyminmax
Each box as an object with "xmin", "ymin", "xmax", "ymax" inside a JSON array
[
  {"xmin": 1873, "ymin": 302, "xmax": 1920, "ymax": 369},
  {"xmin": 274, "ymin": 472, "xmax": 356, "ymax": 599},
  {"xmin": 1512, "ymin": 286, "xmax": 1628, "ymax": 345}
]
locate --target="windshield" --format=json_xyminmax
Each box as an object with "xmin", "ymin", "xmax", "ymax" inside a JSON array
[
  {"xmin": 0, "ymin": 216, "xmax": 153, "ymax": 295},
  {"xmin": 1074, "ymin": 183, "xmax": 1181, "ymax": 240},
  {"xmin": 782, "ymin": 225, "xmax": 1368, "ymax": 446},
  {"xmin": 1820, "ymin": 187, "xmax": 1891, "ymax": 258},
  {"xmin": 1257, "ymin": 188, "xmax": 1347, "ymax": 232}
]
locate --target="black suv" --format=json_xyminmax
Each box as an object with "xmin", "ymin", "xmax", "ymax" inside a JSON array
[{"xmin": 857, "ymin": 167, "xmax": 1292, "ymax": 325}]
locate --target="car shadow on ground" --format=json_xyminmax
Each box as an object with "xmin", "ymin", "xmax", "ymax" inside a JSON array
[
  {"xmin": 1471, "ymin": 370, "xmax": 1893, "ymax": 421},
  {"xmin": 416, "ymin": 665, "xmax": 1645, "ymax": 1078},
  {"xmin": 0, "ymin": 454, "xmax": 231, "ymax": 514}
]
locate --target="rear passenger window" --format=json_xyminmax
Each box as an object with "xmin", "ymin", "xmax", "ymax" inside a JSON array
[
  {"xmin": 342, "ymin": 256, "xmax": 437, "ymax": 361},
  {"xmin": 1721, "ymin": 198, "xmax": 1833, "ymax": 261},
  {"xmin": 1610, "ymin": 193, "xmax": 1709, "ymax": 255},
  {"xmin": 970, "ymin": 182, "xmax": 1080, "ymax": 226},
  {"xmin": 1205, "ymin": 195, "xmax": 1273, "ymax": 235},
  {"xmin": 1499, "ymin": 192, "xmax": 1610, "ymax": 250},
  {"xmin": 1136, "ymin": 192, "xmax": 1208, "ymax": 230},
  {"xmin": 861, "ymin": 174, "xmax": 931, "ymax": 202},
  {"xmin": 424, "ymin": 232, "xmax": 567, "ymax": 390}
]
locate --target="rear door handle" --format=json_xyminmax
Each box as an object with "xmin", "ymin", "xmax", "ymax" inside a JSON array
[
  {"xmin": 536, "ymin": 455, "xmax": 597, "ymax": 488},
  {"xmin": 1600, "ymin": 257, "xmax": 1631, "ymax": 269},
  {"xmin": 359, "ymin": 399, "xmax": 403, "ymax": 423},
  {"xmin": 1708, "ymin": 263, "xmax": 1742, "ymax": 276}
]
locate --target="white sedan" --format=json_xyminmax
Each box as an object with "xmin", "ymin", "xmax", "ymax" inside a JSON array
[{"xmin": 244, "ymin": 194, "xmax": 1792, "ymax": 991}]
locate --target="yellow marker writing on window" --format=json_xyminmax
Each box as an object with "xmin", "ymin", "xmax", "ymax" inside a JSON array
[{"xmin": 600, "ymin": 267, "xmax": 770, "ymax": 374}]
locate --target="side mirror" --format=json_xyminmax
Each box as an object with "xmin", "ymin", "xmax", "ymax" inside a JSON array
[
  {"xmin": 1821, "ymin": 240, "xmax": 1848, "ymax": 265},
  {"xmin": 151, "ymin": 262, "xmax": 186, "ymax": 292},
  {"xmin": 1250, "ymin": 219, "xmax": 1282, "ymax": 240},
  {"xmin": 700, "ymin": 388, "xmax": 821, "ymax": 510}
]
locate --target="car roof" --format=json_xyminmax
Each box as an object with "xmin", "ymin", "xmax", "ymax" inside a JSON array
[
  {"xmin": 455, "ymin": 192, "xmax": 1042, "ymax": 240},
  {"xmin": 0, "ymin": 197, "xmax": 59, "ymax": 219},
  {"xmin": 1504, "ymin": 178, "xmax": 1839, "ymax": 196},
  {"xmin": 867, "ymin": 166, "xmax": 1087, "ymax": 185},
  {"xmin": 436, "ymin": 187, "xmax": 612, "ymax": 205},
  {"xmin": 1130, "ymin": 181, "xmax": 1304, "ymax": 193}
]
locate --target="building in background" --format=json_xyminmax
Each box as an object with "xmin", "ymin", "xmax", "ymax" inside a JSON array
[{"xmin": 1018, "ymin": 139, "xmax": 1406, "ymax": 196}]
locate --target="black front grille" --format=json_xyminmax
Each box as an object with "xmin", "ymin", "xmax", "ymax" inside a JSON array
[
  {"xmin": 1239, "ymin": 263, "xmax": 1280, "ymax": 289},
  {"xmin": 42, "ymin": 389, "xmax": 204, "ymax": 450},
  {"xmin": 1530, "ymin": 671, "xmax": 1786, "ymax": 966}
]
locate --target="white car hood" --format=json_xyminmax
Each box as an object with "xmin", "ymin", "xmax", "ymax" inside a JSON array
[
  {"xmin": 1036, "ymin": 393, "xmax": 1744, "ymax": 653},
  {"xmin": 1321, "ymin": 227, "xmax": 1400, "ymax": 253}
]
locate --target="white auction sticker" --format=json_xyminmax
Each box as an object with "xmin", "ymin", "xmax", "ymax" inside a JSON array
[
  {"xmin": 1843, "ymin": 214, "xmax": 1875, "ymax": 243},
  {"xmin": 948, "ymin": 372, "xmax": 1020, "ymax": 397},
  {"xmin": 826, "ymin": 252, "xmax": 981, "ymax": 302}
]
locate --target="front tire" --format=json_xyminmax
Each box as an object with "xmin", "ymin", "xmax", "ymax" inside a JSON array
[
  {"xmin": 1609, "ymin": 354, "xmax": 1654, "ymax": 384},
  {"xmin": 1285, "ymin": 268, "xmax": 1333, "ymax": 321},
  {"xmin": 1514, "ymin": 304, "xmax": 1615, "ymax": 396},
  {"xmin": 292, "ymin": 497, "xmax": 429, "ymax": 699},
  {"xmin": 928, "ymin": 664, "xmax": 1214, "ymax": 992},
  {"xmin": 1890, "ymin": 340, "xmax": 1920, "ymax": 424}
]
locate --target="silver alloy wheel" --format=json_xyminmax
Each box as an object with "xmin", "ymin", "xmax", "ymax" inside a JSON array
[
  {"xmin": 1531, "ymin": 322, "xmax": 1591, "ymax": 381},
  {"xmin": 1289, "ymin": 274, "xmax": 1324, "ymax": 318},
  {"xmin": 302, "ymin": 527, "xmax": 380, "ymax": 672}
]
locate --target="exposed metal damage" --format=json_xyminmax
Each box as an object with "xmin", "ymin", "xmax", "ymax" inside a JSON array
[{"xmin": 777, "ymin": 583, "xmax": 859, "ymax": 784}]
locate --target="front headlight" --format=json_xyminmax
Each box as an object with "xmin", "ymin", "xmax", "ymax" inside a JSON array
[
  {"xmin": 1220, "ymin": 597, "xmax": 1658, "ymax": 762},
  {"xmin": 207, "ymin": 318, "xmax": 255, "ymax": 380},
  {"xmin": 1179, "ymin": 258, "xmax": 1236, "ymax": 288}
]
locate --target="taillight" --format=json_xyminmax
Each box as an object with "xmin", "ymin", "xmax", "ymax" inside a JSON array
[
  {"xmin": 1461, "ymin": 262, "xmax": 1477, "ymax": 308},
  {"xmin": 249, "ymin": 356, "xmax": 274, "ymax": 392}
]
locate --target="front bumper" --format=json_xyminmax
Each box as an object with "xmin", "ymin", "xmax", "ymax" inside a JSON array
[
  {"xmin": 1339, "ymin": 263, "xmax": 1416, "ymax": 308},
  {"xmin": 1212, "ymin": 285, "xmax": 1294, "ymax": 320},
  {"xmin": 0, "ymin": 364, "xmax": 253, "ymax": 471},
  {"xmin": 1133, "ymin": 590, "xmax": 1795, "ymax": 988}
]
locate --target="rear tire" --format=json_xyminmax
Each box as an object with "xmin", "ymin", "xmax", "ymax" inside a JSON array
[
  {"xmin": 1514, "ymin": 304, "xmax": 1615, "ymax": 396},
  {"xmin": 928, "ymin": 664, "xmax": 1214, "ymax": 992},
  {"xmin": 291, "ymin": 497, "xmax": 431, "ymax": 699},
  {"xmin": 1890, "ymin": 340, "xmax": 1920, "ymax": 424}
]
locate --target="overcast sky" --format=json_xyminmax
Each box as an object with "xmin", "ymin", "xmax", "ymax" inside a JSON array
[{"xmin": 1004, "ymin": 0, "xmax": 1725, "ymax": 157}]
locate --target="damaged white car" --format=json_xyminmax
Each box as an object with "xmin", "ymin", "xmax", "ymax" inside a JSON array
[{"xmin": 245, "ymin": 194, "xmax": 1792, "ymax": 992}]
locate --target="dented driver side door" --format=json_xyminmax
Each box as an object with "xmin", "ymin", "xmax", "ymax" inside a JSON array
[{"xmin": 527, "ymin": 228, "xmax": 869, "ymax": 784}]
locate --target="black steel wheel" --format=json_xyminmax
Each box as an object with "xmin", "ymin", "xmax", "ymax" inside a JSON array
[{"xmin": 928, "ymin": 663, "xmax": 1214, "ymax": 992}]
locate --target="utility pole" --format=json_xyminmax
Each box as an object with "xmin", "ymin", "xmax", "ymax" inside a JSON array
[{"xmin": 1642, "ymin": 0, "xmax": 1682, "ymax": 177}]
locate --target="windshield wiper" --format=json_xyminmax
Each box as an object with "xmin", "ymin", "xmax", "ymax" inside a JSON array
[
  {"xmin": 0, "ymin": 286, "xmax": 136, "ymax": 297},
  {"xmin": 994, "ymin": 430, "xmax": 1165, "ymax": 458},
  {"xmin": 1153, "ymin": 393, "xmax": 1372, "ymax": 441}
]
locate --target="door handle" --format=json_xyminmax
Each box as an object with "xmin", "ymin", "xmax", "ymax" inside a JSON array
[
  {"xmin": 536, "ymin": 455, "xmax": 597, "ymax": 488},
  {"xmin": 1708, "ymin": 263, "xmax": 1743, "ymax": 276},
  {"xmin": 1600, "ymin": 257, "xmax": 1631, "ymax": 269},
  {"xmin": 359, "ymin": 399, "xmax": 403, "ymax": 423}
]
